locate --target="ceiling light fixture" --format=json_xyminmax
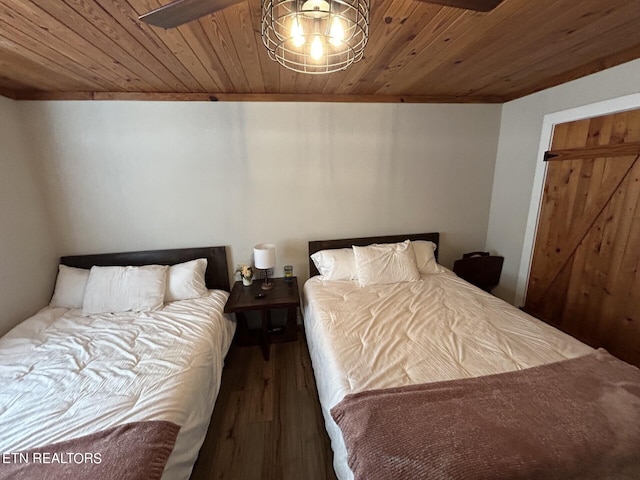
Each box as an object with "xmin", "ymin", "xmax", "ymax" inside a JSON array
[{"xmin": 261, "ymin": 0, "xmax": 369, "ymax": 74}]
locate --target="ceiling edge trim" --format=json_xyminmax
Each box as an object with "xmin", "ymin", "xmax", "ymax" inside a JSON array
[
  {"xmin": 0, "ymin": 88, "xmax": 18, "ymax": 100},
  {"xmin": 11, "ymin": 91, "xmax": 505, "ymax": 103}
]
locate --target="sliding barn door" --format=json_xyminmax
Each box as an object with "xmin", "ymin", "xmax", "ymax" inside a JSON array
[{"xmin": 524, "ymin": 109, "xmax": 640, "ymax": 367}]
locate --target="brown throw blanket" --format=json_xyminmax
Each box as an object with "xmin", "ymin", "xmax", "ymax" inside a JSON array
[
  {"xmin": 0, "ymin": 421, "xmax": 180, "ymax": 480},
  {"xmin": 331, "ymin": 349, "xmax": 640, "ymax": 480}
]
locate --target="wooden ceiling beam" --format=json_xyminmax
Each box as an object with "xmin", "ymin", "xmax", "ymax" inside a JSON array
[
  {"xmin": 11, "ymin": 91, "xmax": 506, "ymax": 103},
  {"xmin": 0, "ymin": 87, "xmax": 19, "ymax": 100},
  {"xmin": 0, "ymin": 74, "xmax": 30, "ymax": 95}
]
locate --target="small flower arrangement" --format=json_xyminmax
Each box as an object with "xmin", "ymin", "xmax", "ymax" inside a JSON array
[{"xmin": 235, "ymin": 264, "xmax": 253, "ymax": 280}]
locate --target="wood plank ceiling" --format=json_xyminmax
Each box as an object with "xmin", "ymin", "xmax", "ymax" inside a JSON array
[{"xmin": 1, "ymin": 0, "xmax": 639, "ymax": 102}]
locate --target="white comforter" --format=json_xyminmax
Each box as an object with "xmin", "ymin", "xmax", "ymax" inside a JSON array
[
  {"xmin": 0, "ymin": 291, "xmax": 235, "ymax": 480},
  {"xmin": 303, "ymin": 271, "xmax": 593, "ymax": 480}
]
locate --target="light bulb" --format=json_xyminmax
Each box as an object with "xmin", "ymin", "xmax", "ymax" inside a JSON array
[
  {"xmin": 310, "ymin": 35, "xmax": 323, "ymax": 61},
  {"xmin": 329, "ymin": 17, "xmax": 344, "ymax": 46},
  {"xmin": 291, "ymin": 17, "xmax": 305, "ymax": 47}
]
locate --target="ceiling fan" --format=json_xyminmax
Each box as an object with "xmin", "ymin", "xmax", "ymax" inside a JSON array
[
  {"xmin": 139, "ymin": 0, "xmax": 502, "ymax": 29},
  {"xmin": 139, "ymin": 0, "xmax": 501, "ymax": 74}
]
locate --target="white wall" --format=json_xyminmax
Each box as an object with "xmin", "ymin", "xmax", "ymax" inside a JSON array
[
  {"xmin": 0, "ymin": 96, "xmax": 58, "ymax": 335},
  {"xmin": 21, "ymin": 101, "xmax": 501, "ymax": 284},
  {"xmin": 486, "ymin": 58, "xmax": 640, "ymax": 304},
  {"xmin": 4, "ymin": 55, "xmax": 638, "ymax": 335}
]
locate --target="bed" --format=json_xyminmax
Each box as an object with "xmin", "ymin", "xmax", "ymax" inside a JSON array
[
  {"xmin": 303, "ymin": 233, "xmax": 640, "ymax": 480},
  {"xmin": 0, "ymin": 246, "xmax": 235, "ymax": 480}
]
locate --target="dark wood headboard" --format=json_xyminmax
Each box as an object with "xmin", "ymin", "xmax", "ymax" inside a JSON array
[
  {"xmin": 61, "ymin": 246, "xmax": 230, "ymax": 292},
  {"xmin": 308, "ymin": 232, "xmax": 440, "ymax": 277}
]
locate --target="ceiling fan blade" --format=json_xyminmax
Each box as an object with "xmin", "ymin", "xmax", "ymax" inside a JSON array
[
  {"xmin": 416, "ymin": 0, "xmax": 502, "ymax": 12},
  {"xmin": 139, "ymin": 0, "xmax": 244, "ymax": 28}
]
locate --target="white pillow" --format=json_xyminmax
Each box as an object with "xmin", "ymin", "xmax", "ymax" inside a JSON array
[
  {"xmin": 82, "ymin": 265, "xmax": 168, "ymax": 315},
  {"xmin": 353, "ymin": 240, "xmax": 421, "ymax": 286},
  {"xmin": 412, "ymin": 240, "xmax": 444, "ymax": 275},
  {"xmin": 165, "ymin": 258, "xmax": 208, "ymax": 302},
  {"xmin": 49, "ymin": 265, "xmax": 90, "ymax": 309},
  {"xmin": 311, "ymin": 248, "xmax": 357, "ymax": 281}
]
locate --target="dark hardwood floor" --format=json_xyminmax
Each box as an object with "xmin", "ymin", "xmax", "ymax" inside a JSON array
[{"xmin": 190, "ymin": 331, "xmax": 338, "ymax": 480}]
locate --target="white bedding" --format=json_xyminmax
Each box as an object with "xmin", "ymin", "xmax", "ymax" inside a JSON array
[
  {"xmin": 303, "ymin": 270, "xmax": 594, "ymax": 480},
  {"xmin": 0, "ymin": 290, "xmax": 235, "ymax": 480}
]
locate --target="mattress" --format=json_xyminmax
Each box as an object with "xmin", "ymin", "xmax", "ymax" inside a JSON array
[
  {"xmin": 0, "ymin": 290, "xmax": 235, "ymax": 480},
  {"xmin": 303, "ymin": 270, "xmax": 594, "ymax": 480}
]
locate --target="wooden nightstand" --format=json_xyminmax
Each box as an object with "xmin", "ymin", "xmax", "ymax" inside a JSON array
[{"xmin": 224, "ymin": 276, "xmax": 300, "ymax": 360}]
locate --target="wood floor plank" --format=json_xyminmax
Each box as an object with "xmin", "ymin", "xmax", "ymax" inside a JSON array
[
  {"xmin": 191, "ymin": 331, "xmax": 337, "ymax": 480},
  {"xmin": 276, "ymin": 367, "xmax": 303, "ymax": 479}
]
